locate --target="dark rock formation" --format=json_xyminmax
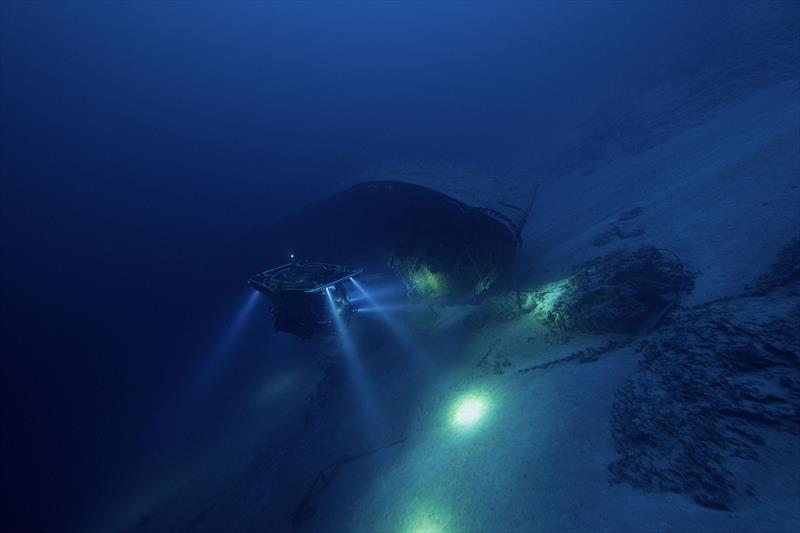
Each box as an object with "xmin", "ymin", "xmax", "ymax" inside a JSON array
[
  {"xmin": 747, "ymin": 239, "xmax": 800, "ymax": 296},
  {"xmin": 609, "ymin": 243, "xmax": 800, "ymax": 510}
]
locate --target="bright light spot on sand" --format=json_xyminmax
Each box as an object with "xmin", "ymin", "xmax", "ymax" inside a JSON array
[
  {"xmin": 408, "ymin": 520, "xmax": 443, "ymax": 533},
  {"xmin": 405, "ymin": 507, "xmax": 452, "ymax": 533},
  {"xmin": 451, "ymin": 394, "xmax": 488, "ymax": 428}
]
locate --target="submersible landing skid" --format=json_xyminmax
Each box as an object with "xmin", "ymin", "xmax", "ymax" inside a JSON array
[{"xmin": 248, "ymin": 259, "xmax": 362, "ymax": 338}]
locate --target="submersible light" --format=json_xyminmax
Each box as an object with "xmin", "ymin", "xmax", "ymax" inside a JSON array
[{"xmin": 325, "ymin": 285, "xmax": 381, "ymax": 422}]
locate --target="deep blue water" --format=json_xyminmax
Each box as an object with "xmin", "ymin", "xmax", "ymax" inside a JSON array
[{"xmin": 0, "ymin": 1, "xmax": 768, "ymax": 530}]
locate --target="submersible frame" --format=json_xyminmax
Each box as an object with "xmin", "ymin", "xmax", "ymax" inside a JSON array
[{"xmin": 248, "ymin": 260, "xmax": 362, "ymax": 338}]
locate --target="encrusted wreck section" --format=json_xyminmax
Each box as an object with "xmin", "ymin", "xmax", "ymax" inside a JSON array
[{"xmin": 525, "ymin": 246, "xmax": 694, "ymax": 334}]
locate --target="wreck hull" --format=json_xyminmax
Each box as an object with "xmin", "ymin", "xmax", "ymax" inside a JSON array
[{"xmin": 264, "ymin": 180, "xmax": 522, "ymax": 301}]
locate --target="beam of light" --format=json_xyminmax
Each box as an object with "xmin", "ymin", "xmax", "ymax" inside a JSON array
[
  {"xmin": 356, "ymin": 303, "xmax": 414, "ymax": 313},
  {"xmin": 350, "ymin": 278, "xmax": 412, "ymax": 341},
  {"xmin": 200, "ymin": 290, "xmax": 260, "ymax": 379},
  {"xmin": 325, "ymin": 287, "xmax": 380, "ymax": 422},
  {"xmin": 350, "ymin": 278, "xmax": 431, "ymax": 369},
  {"xmin": 153, "ymin": 290, "xmax": 262, "ymax": 440},
  {"xmin": 450, "ymin": 393, "xmax": 490, "ymax": 430},
  {"xmin": 326, "ymin": 286, "xmax": 357, "ymax": 356},
  {"xmin": 348, "ymin": 282, "xmax": 407, "ymax": 303}
]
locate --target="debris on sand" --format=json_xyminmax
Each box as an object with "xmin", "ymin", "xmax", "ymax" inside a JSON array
[
  {"xmin": 517, "ymin": 340, "xmax": 626, "ymax": 374},
  {"xmin": 476, "ymin": 338, "xmax": 512, "ymax": 375},
  {"xmin": 463, "ymin": 291, "xmax": 526, "ymax": 331}
]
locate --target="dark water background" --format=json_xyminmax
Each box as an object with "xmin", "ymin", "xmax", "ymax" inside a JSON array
[{"xmin": 1, "ymin": 2, "xmax": 734, "ymax": 530}]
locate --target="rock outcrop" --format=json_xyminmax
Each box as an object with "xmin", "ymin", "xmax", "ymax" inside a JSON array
[{"xmin": 609, "ymin": 241, "xmax": 800, "ymax": 510}]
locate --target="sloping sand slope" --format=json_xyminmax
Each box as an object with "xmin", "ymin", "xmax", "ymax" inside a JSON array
[{"xmin": 102, "ymin": 75, "xmax": 799, "ymax": 533}]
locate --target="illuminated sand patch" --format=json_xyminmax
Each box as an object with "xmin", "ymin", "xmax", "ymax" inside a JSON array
[
  {"xmin": 450, "ymin": 393, "xmax": 489, "ymax": 429},
  {"xmin": 404, "ymin": 505, "xmax": 453, "ymax": 533}
]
